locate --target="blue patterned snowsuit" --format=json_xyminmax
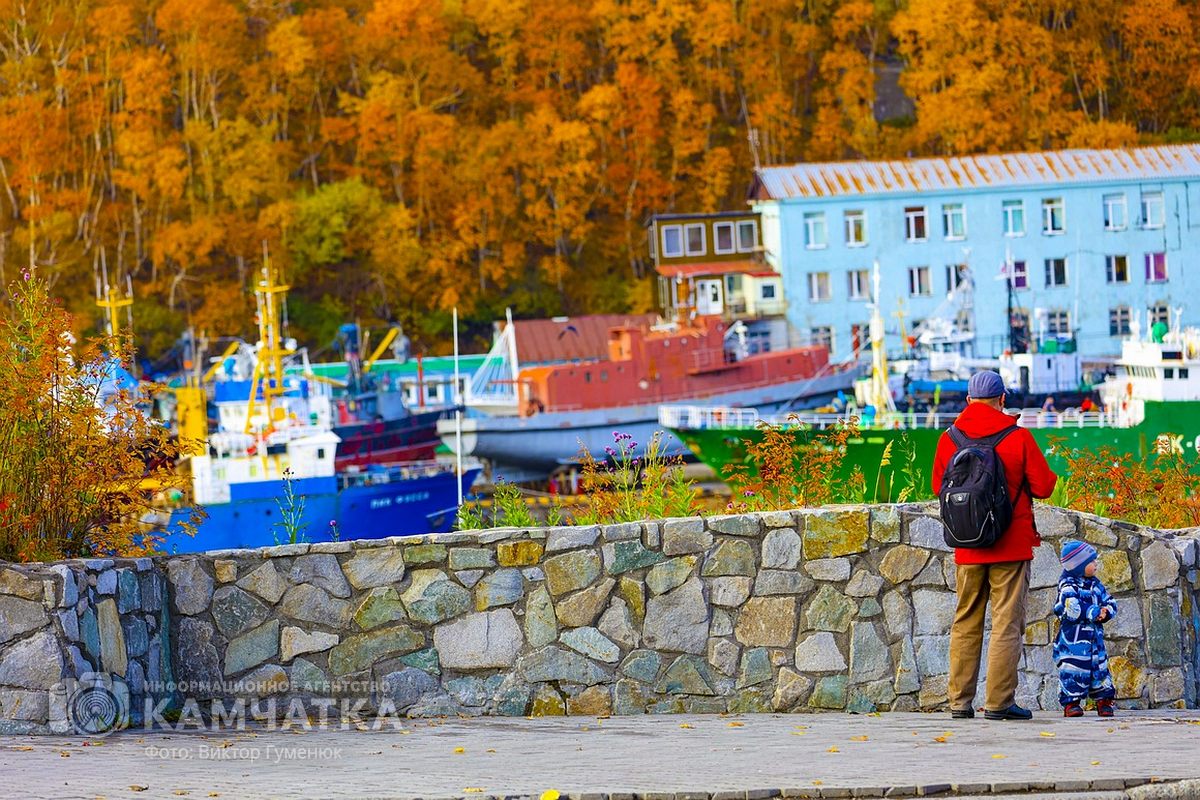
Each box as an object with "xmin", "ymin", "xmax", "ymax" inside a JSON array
[{"xmin": 1053, "ymin": 572, "xmax": 1117, "ymax": 706}]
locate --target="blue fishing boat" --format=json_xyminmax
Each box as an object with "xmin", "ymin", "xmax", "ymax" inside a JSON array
[{"xmin": 162, "ymin": 257, "xmax": 477, "ymax": 553}]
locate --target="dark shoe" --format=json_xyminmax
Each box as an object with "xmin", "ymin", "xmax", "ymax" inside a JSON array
[
  {"xmin": 1097, "ymin": 699, "xmax": 1115, "ymax": 717},
  {"xmin": 1063, "ymin": 702, "xmax": 1084, "ymax": 718},
  {"xmin": 950, "ymin": 707, "xmax": 975, "ymax": 719},
  {"xmin": 984, "ymin": 704, "xmax": 1033, "ymax": 721}
]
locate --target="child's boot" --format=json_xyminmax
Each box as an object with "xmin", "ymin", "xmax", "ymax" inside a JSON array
[
  {"xmin": 1096, "ymin": 699, "xmax": 1115, "ymax": 717},
  {"xmin": 1063, "ymin": 701, "xmax": 1084, "ymax": 718}
]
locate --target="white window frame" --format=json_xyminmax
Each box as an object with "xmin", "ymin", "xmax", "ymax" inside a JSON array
[
  {"xmin": 1045, "ymin": 257, "xmax": 1068, "ymax": 287},
  {"xmin": 661, "ymin": 224, "xmax": 683, "ymax": 258},
  {"xmin": 1105, "ymin": 254, "xmax": 1129, "ymax": 284},
  {"xmin": 736, "ymin": 220, "xmax": 758, "ymax": 253},
  {"xmin": 1141, "ymin": 191, "xmax": 1165, "ymax": 229},
  {"xmin": 684, "ymin": 223, "xmax": 706, "ymax": 256},
  {"xmin": 945, "ymin": 264, "xmax": 967, "ymax": 293},
  {"xmin": 1047, "ymin": 309, "xmax": 1071, "ymax": 336},
  {"xmin": 804, "ymin": 212, "xmax": 828, "ymax": 249},
  {"xmin": 1110, "ymin": 306, "xmax": 1132, "ymax": 336},
  {"xmin": 847, "ymin": 269, "xmax": 870, "ymax": 301},
  {"xmin": 1042, "ymin": 198, "xmax": 1065, "ymax": 235},
  {"xmin": 808, "ymin": 272, "xmax": 832, "ymax": 302},
  {"xmin": 942, "ymin": 203, "xmax": 966, "ymax": 240},
  {"xmin": 844, "ymin": 210, "xmax": 867, "ymax": 247},
  {"xmin": 1010, "ymin": 260, "xmax": 1029, "ymax": 290},
  {"xmin": 1002, "ymin": 200, "xmax": 1025, "ymax": 237},
  {"xmin": 1103, "ymin": 194, "xmax": 1127, "ymax": 231},
  {"xmin": 1149, "ymin": 302, "xmax": 1170, "ymax": 326},
  {"xmin": 1145, "ymin": 252, "xmax": 1168, "ymax": 283},
  {"xmin": 908, "ymin": 266, "xmax": 931, "ymax": 297},
  {"xmin": 713, "ymin": 222, "xmax": 736, "ymax": 255},
  {"xmin": 904, "ymin": 206, "xmax": 928, "ymax": 242}
]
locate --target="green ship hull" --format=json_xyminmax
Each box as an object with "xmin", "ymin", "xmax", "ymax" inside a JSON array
[{"xmin": 668, "ymin": 401, "xmax": 1200, "ymax": 500}]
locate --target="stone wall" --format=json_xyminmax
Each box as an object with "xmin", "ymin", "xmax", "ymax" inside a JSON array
[{"xmin": 0, "ymin": 505, "xmax": 1197, "ymax": 732}]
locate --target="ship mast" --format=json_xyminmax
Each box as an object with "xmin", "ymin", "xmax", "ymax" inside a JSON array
[
  {"xmin": 867, "ymin": 262, "xmax": 896, "ymax": 413},
  {"xmin": 94, "ymin": 249, "xmax": 133, "ymax": 342},
  {"xmin": 245, "ymin": 243, "xmax": 294, "ymax": 435}
]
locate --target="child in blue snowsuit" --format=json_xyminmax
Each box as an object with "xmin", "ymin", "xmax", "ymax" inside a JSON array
[{"xmin": 1054, "ymin": 540, "xmax": 1117, "ymax": 717}]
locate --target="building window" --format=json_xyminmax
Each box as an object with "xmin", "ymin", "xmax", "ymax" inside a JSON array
[
  {"xmin": 1010, "ymin": 260, "xmax": 1028, "ymax": 290},
  {"xmin": 648, "ymin": 228, "xmax": 657, "ymax": 259},
  {"xmin": 804, "ymin": 212, "xmax": 827, "ymax": 249},
  {"xmin": 725, "ymin": 274, "xmax": 743, "ymax": 294},
  {"xmin": 808, "ymin": 272, "xmax": 832, "ymax": 302},
  {"xmin": 942, "ymin": 203, "xmax": 966, "ymax": 240},
  {"xmin": 1145, "ymin": 252, "xmax": 1168, "ymax": 283},
  {"xmin": 1105, "ymin": 255, "xmax": 1129, "ymax": 284},
  {"xmin": 847, "ymin": 269, "xmax": 870, "ymax": 301},
  {"xmin": 760, "ymin": 283, "xmax": 777, "ymax": 300},
  {"xmin": 736, "ymin": 220, "xmax": 758, "ymax": 252},
  {"xmin": 908, "ymin": 266, "xmax": 931, "ymax": 297},
  {"xmin": 1150, "ymin": 302, "xmax": 1170, "ymax": 327},
  {"xmin": 684, "ymin": 223, "xmax": 706, "ymax": 256},
  {"xmin": 661, "ymin": 225, "xmax": 683, "ymax": 257},
  {"xmin": 844, "ymin": 210, "xmax": 867, "ymax": 246},
  {"xmin": 811, "ymin": 326, "xmax": 833, "ymax": 351},
  {"xmin": 1002, "ymin": 200, "xmax": 1025, "ymax": 237},
  {"xmin": 1141, "ymin": 191, "xmax": 1165, "ymax": 229},
  {"xmin": 1103, "ymin": 194, "xmax": 1127, "ymax": 231},
  {"xmin": 945, "ymin": 264, "xmax": 967, "ymax": 293},
  {"xmin": 1044, "ymin": 257, "xmax": 1068, "ymax": 287},
  {"xmin": 1046, "ymin": 309, "xmax": 1071, "ymax": 336},
  {"xmin": 1042, "ymin": 198, "xmax": 1065, "ymax": 234},
  {"xmin": 904, "ymin": 206, "xmax": 927, "ymax": 241},
  {"xmin": 1110, "ymin": 306, "xmax": 1132, "ymax": 336},
  {"xmin": 713, "ymin": 222, "xmax": 735, "ymax": 255}
]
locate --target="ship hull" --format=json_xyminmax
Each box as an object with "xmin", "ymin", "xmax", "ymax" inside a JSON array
[
  {"xmin": 667, "ymin": 401, "xmax": 1200, "ymax": 501},
  {"xmin": 332, "ymin": 408, "xmax": 448, "ymax": 470},
  {"xmin": 164, "ymin": 468, "xmax": 481, "ymax": 553},
  {"xmin": 440, "ymin": 370, "xmax": 860, "ymax": 479}
]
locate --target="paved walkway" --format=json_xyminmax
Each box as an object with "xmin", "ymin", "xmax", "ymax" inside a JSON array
[{"xmin": 0, "ymin": 711, "xmax": 1198, "ymax": 799}]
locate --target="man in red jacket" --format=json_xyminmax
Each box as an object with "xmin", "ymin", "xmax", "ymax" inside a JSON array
[{"xmin": 931, "ymin": 370, "xmax": 1058, "ymax": 720}]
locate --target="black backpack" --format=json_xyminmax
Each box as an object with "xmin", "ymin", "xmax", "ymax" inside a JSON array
[{"xmin": 937, "ymin": 425, "xmax": 1025, "ymax": 549}]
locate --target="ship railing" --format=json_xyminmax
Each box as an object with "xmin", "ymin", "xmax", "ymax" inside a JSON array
[
  {"xmin": 660, "ymin": 405, "xmax": 1122, "ymax": 431},
  {"xmin": 337, "ymin": 459, "xmax": 457, "ymax": 487}
]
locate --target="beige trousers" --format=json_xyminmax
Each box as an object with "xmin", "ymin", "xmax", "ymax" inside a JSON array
[{"xmin": 948, "ymin": 560, "xmax": 1030, "ymax": 713}]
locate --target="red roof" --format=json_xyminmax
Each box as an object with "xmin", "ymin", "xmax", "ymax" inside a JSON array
[
  {"xmin": 655, "ymin": 261, "xmax": 777, "ymax": 279},
  {"xmin": 507, "ymin": 314, "xmax": 658, "ymax": 364}
]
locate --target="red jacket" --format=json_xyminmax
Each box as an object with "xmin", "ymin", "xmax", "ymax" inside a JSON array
[{"xmin": 931, "ymin": 402, "xmax": 1058, "ymax": 565}]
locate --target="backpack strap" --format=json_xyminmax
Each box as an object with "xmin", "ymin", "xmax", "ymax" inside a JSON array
[{"xmin": 947, "ymin": 424, "xmax": 1033, "ymax": 508}]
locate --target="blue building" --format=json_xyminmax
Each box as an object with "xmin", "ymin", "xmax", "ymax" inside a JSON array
[{"xmin": 750, "ymin": 144, "xmax": 1200, "ymax": 360}]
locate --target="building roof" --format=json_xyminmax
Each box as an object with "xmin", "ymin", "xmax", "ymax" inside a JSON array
[
  {"xmin": 751, "ymin": 144, "xmax": 1200, "ymax": 201},
  {"xmin": 655, "ymin": 261, "xmax": 778, "ymax": 279},
  {"xmin": 506, "ymin": 314, "xmax": 658, "ymax": 365}
]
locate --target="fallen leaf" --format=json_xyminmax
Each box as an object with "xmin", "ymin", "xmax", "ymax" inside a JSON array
[
  {"xmin": 827, "ymin": 746, "xmax": 839, "ymax": 753},
  {"xmin": 933, "ymin": 736, "xmax": 949, "ymax": 743},
  {"xmin": 60, "ymin": 751, "xmax": 70, "ymax": 758},
  {"xmin": 791, "ymin": 731, "xmax": 806, "ymax": 736},
  {"xmin": 812, "ymin": 780, "xmax": 823, "ymax": 786},
  {"xmin": 130, "ymin": 787, "xmax": 149, "ymax": 793},
  {"xmin": 540, "ymin": 792, "xmax": 561, "ymax": 800},
  {"xmin": 486, "ymin": 749, "xmax": 496, "ymax": 753},
  {"xmin": 680, "ymin": 723, "xmax": 694, "ymax": 729},
  {"xmin": 849, "ymin": 735, "xmax": 869, "ymax": 742},
  {"xmin": 1092, "ymin": 760, "xmax": 1102, "ymax": 766},
  {"xmin": 12, "ymin": 746, "xmax": 33, "ymax": 751},
  {"xmin": 463, "ymin": 789, "xmax": 485, "ymax": 794},
  {"xmin": 1039, "ymin": 732, "xmax": 1056, "ymax": 738},
  {"xmin": 208, "ymin": 794, "xmax": 220, "ymax": 798},
  {"xmin": 728, "ymin": 721, "xmax": 744, "ymax": 728},
  {"xmin": 454, "ymin": 747, "xmax": 465, "ymax": 754},
  {"xmin": 992, "ymin": 754, "xmax": 1008, "ymax": 760},
  {"xmin": 172, "ymin": 792, "xmax": 189, "ymax": 796}
]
